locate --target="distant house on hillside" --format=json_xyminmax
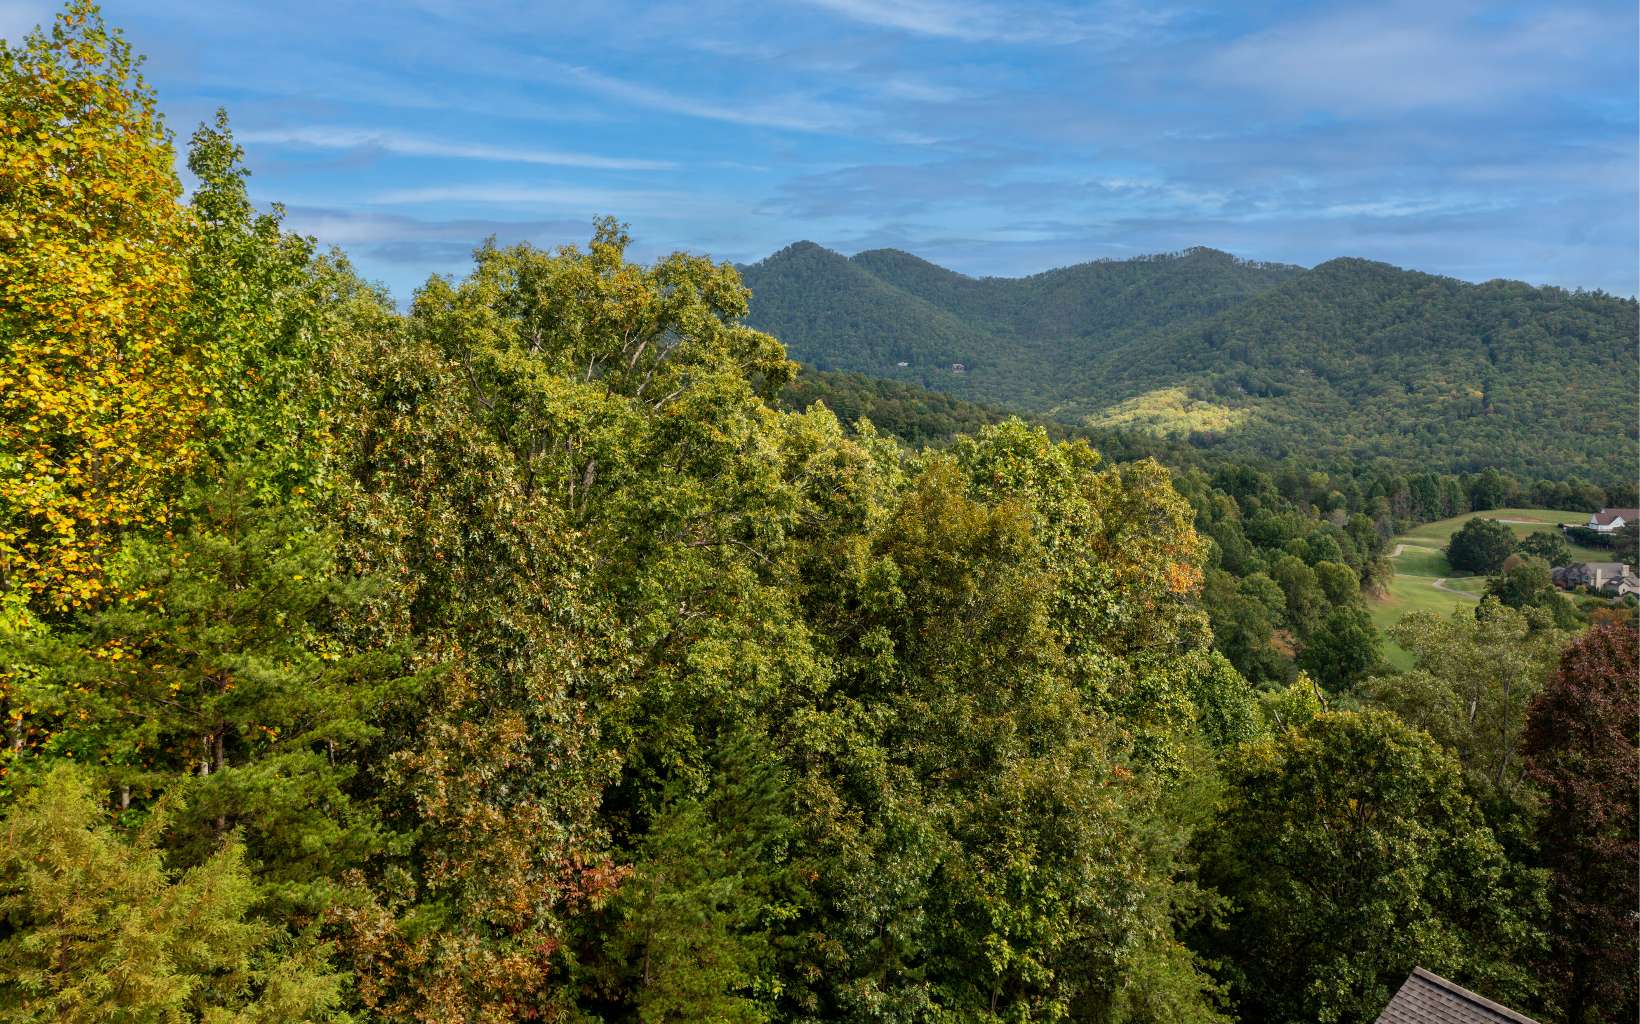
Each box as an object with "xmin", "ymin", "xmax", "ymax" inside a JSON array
[
  {"xmin": 1376, "ymin": 967, "xmax": 1539, "ymax": 1024},
  {"xmin": 1585, "ymin": 507, "xmax": 1639, "ymax": 533},
  {"xmin": 1551, "ymin": 562, "xmax": 1640, "ymax": 596},
  {"xmin": 950, "ymin": 362, "xmax": 966, "ymax": 374}
]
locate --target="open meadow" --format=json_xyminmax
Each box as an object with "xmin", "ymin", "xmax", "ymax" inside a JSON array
[{"xmin": 1370, "ymin": 509, "xmax": 1595, "ymax": 668}]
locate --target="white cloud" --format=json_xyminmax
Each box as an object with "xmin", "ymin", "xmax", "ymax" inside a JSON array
[
  {"xmin": 1207, "ymin": 5, "xmax": 1608, "ymax": 114},
  {"xmin": 793, "ymin": 0, "xmax": 1165, "ymax": 45},
  {"xmin": 878, "ymin": 77, "xmax": 967, "ymax": 103},
  {"xmin": 367, "ymin": 183, "xmax": 689, "ymax": 213},
  {"xmin": 546, "ymin": 62, "xmax": 856, "ymax": 133},
  {"xmin": 239, "ymin": 127, "xmax": 673, "ymax": 171},
  {"xmin": 798, "ymin": 0, "xmax": 1040, "ymax": 41}
]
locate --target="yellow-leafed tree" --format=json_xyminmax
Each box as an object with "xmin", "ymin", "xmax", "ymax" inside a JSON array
[{"xmin": 0, "ymin": 0, "xmax": 202, "ymax": 616}]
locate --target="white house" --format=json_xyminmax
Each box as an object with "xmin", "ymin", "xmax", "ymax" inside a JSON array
[{"xmin": 1585, "ymin": 507, "xmax": 1639, "ymax": 533}]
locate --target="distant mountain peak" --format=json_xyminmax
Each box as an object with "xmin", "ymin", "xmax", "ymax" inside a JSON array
[{"xmin": 737, "ymin": 238, "xmax": 1635, "ymax": 480}]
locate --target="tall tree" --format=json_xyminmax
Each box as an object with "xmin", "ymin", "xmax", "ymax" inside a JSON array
[
  {"xmin": 1521, "ymin": 624, "xmax": 1639, "ymax": 1024},
  {"xmin": 1485, "ymin": 556, "xmax": 1578, "ymax": 627},
  {"xmin": 1298, "ymin": 606, "xmax": 1380, "ymax": 689},
  {"xmin": 183, "ymin": 110, "xmax": 327, "ymax": 496},
  {"xmin": 1445, "ymin": 518, "xmax": 1516, "ymax": 574},
  {"xmin": 1516, "ymin": 531, "xmax": 1573, "ymax": 568},
  {"xmin": 324, "ymin": 224, "xmax": 807, "ymax": 1020},
  {"xmin": 6, "ymin": 470, "xmax": 408, "ymax": 917},
  {"xmin": 0, "ymin": 0, "xmax": 202, "ymax": 616}
]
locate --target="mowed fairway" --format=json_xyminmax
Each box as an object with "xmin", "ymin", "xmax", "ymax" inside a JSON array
[
  {"xmin": 1397, "ymin": 508, "xmax": 1603, "ymax": 557},
  {"xmin": 1371, "ymin": 509, "xmax": 1591, "ymax": 668}
]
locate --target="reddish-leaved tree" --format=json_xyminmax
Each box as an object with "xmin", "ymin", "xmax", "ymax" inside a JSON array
[{"xmin": 1522, "ymin": 623, "xmax": 1638, "ymax": 1024}]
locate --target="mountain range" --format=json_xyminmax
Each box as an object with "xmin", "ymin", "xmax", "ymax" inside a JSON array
[{"xmin": 740, "ymin": 242, "xmax": 1638, "ymax": 481}]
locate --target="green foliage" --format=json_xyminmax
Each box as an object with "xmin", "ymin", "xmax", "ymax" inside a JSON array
[
  {"xmin": 1611, "ymin": 520, "xmax": 1639, "ymax": 564},
  {"xmin": 1196, "ymin": 710, "xmax": 1537, "ymax": 1024},
  {"xmin": 0, "ymin": 766, "xmax": 346, "ymax": 1022},
  {"xmin": 1363, "ymin": 600, "xmax": 1571, "ymax": 811},
  {"xmin": 2, "ymin": 11, "xmax": 1621, "ymax": 1023},
  {"xmin": 745, "ymin": 245, "xmax": 1637, "ymax": 482},
  {"xmin": 596, "ymin": 736, "xmax": 797, "ymax": 1024},
  {"xmin": 781, "ymin": 367, "xmax": 1083, "ymax": 450},
  {"xmin": 1485, "ymin": 557, "xmax": 1579, "ymax": 626},
  {"xmin": 1516, "ymin": 530, "xmax": 1574, "ymax": 567},
  {"xmin": 742, "ymin": 243, "xmax": 1297, "ymax": 413},
  {"xmin": 1445, "ymin": 517, "xmax": 1517, "ymax": 573},
  {"xmin": 5, "ymin": 469, "xmax": 409, "ymax": 915},
  {"xmin": 183, "ymin": 110, "xmax": 327, "ymax": 497},
  {"xmin": 1298, "ymin": 606, "xmax": 1381, "ymax": 689}
]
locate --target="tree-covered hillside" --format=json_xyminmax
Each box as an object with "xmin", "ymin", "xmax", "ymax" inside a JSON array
[
  {"xmin": 736, "ymin": 241, "xmax": 998, "ymax": 375},
  {"xmin": 3, "ymin": 7, "xmax": 1636, "ymax": 1024},
  {"xmin": 741, "ymin": 242, "xmax": 1298, "ymax": 408},
  {"xmin": 743, "ymin": 244, "xmax": 1639, "ymax": 482}
]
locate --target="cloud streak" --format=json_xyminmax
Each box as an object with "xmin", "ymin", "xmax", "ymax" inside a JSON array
[
  {"xmin": 239, "ymin": 127, "xmax": 674, "ymax": 170},
  {"xmin": 1206, "ymin": 4, "xmax": 1608, "ymax": 113},
  {"xmin": 368, "ymin": 183, "xmax": 688, "ymax": 210},
  {"xmin": 546, "ymin": 62, "xmax": 858, "ymax": 133},
  {"xmin": 795, "ymin": 0, "xmax": 1173, "ymax": 45}
]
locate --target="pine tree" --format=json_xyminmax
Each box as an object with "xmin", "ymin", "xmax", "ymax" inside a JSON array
[
  {"xmin": 9, "ymin": 468, "xmax": 409, "ymax": 915},
  {"xmin": 0, "ymin": 766, "xmax": 347, "ymax": 1021}
]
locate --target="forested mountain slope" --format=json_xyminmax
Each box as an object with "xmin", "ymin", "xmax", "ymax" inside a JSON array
[
  {"xmin": 741, "ymin": 242, "xmax": 1298, "ymax": 407},
  {"xmin": 735, "ymin": 241, "xmax": 997, "ymax": 374},
  {"xmin": 743, "ymin": 244, "xmax": 1639, "ymax": 481}
]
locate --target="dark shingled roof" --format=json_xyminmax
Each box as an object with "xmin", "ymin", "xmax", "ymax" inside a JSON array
[{"xmin": 1377, "ymin": 968, "xmax": 1540, "ymax": 1024}]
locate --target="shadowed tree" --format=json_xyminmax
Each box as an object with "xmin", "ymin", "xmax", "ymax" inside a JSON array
[{"xmin": 1522, "ymin": 623, "xmax": 1639, "ymax": 1024}]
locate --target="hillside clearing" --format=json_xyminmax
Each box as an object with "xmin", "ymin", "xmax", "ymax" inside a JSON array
[{"xmin": 1371, "ymin": 509, "xmax": 1594, "ymax": 669}]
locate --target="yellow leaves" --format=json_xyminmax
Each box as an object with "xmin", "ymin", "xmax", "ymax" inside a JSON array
[
  {"xmin": 1, "ymin": 2, "xmax": 203, "ymax": 615},
  {"xmin": 1165, "ymin": 560, "xmax": 1205, "ymax": 595}
]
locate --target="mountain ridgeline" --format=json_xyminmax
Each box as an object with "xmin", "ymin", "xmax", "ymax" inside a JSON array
[{"xmin": 741, "ymin": 242, "xmax": 1638, "ymax": 482}]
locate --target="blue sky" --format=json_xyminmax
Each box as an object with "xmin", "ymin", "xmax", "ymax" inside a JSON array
[{"xmin": 6, "ymin": 0, "xmax": 1635, "ymax": 299}]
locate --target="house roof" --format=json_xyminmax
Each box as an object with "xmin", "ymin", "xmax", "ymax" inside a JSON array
[
  {"xmin": 1592, "ymin": 508, "xmax": 1640, "ymax": 526},
  {"xmin": 1376, "ymin": 968, "xmax": 1540, "ymax": 1024}
]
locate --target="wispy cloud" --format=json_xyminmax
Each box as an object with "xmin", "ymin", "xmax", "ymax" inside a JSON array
[
  {"xmin": 1207, "ymin": 4, "xmax": 1608, "ymax": 113},
  {"xmin": 878, "ymin": 77, "xmax": 968, "ymax": 103},
  {"xmin": 281, "ymin": 206, "xmax": 583, "ymax": 244},
  {"xmin": 367, "ymin": 183, "xmax": 695, "ymax": 216},
  {"xmin": 239, "ymin": 126, "xmax": 673, "ymax": 170},
  {"xmin": 99, "ymin": 0, "xmax": 1636, "ymax": 298},
  {"xmin": 799, "ymin": 0, "xmax": 1037, "ymax": 41},
  {"xmin": 794, "ymin": 0, "xmax": 1159, "ymax": 45},
  {"xmin": 546, "ymin": 62, "xmax": 857, "ymax": 133}
]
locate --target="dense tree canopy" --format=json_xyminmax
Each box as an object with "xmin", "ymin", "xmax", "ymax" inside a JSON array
[
  {"xmin": 0, "ymin": 6, "xmax": 1633, "ymax": 1024},
  {"xmin": 0, "ymin": 0, "xmax": 202, "ymax": 614},
  {"xmin": 1195, "ymin": 710, "xmax": 1536, "ymax": 1024}
]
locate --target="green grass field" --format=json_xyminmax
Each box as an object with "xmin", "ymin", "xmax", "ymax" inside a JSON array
[
  {"xmin": 1369, "ymin": 509, "xmax": 1594, "ymax": 669},
  {"xmin": 1398, "ymin": 508, "xmax": 1606, "ymax": 560}
]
